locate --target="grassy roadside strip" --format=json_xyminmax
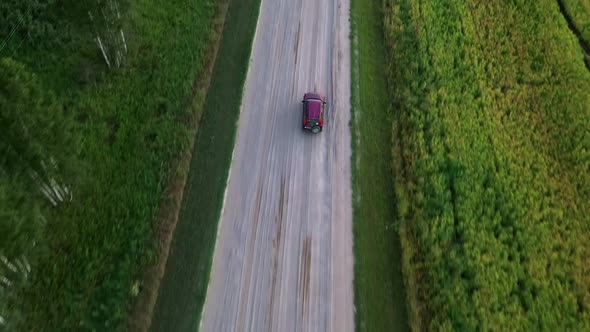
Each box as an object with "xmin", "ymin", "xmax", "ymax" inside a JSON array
[
  {"xmin": 350, "ymin": 0, "xmax": 409, "ymax": 331},
  {"xmin": 128, "ymin": 0, "xmax": 231, "ymax": 330},
  {"xmin": 148, "ymin": 0, "xmax": 261, "ymax": 330}
]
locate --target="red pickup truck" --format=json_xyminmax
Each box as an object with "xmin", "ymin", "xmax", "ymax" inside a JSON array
[{"xmin": 301, "ymin": 92, "xmax": 326, "ymax": 133}]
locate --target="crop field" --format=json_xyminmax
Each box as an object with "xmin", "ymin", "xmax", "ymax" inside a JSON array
[
  {"xmin": 560, "ymin": 0, "xmax": 590, "ymax": 68},
  {"xmin": 384, "ymin": 0, "xmax": 590, "ymax": 330}
]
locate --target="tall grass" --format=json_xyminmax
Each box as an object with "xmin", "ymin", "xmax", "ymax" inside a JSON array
[
  {"xmin": 384, "ymin": 0, "xmax": 590, "ymax": 330},
  {"xmin": 562, "ymin": 0, "xmax": 590, "ymax": 43}
]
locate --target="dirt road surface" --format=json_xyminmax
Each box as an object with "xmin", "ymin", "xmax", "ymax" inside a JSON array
[{"xmin": 199, "ymin": 0, "xmax": 353, "ymax": 330}]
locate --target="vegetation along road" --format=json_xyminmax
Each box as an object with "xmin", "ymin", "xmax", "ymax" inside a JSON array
[{"xmin": 2, "ymin": 0, "xmax": 589, "ymax": 331}]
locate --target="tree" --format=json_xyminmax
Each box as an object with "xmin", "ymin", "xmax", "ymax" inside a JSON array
[
  {"xmin": 0, "ymin": 57, "xmax": 74, "ymax": 204},
  {"xmin": 0, "ymin": 57, "xmax": 75, "ymax": 329},
  {"xmin": 0, "ymin": 174, "xmax": 39, "ymax": 332},
  {"xmin": 0, "ymin": 0, "xmax": 56, "ymax": 48}
]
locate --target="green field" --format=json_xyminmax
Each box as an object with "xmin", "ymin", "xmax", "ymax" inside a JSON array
[
  {"xmin": 3, "ymin": 0, "xmax": 219, "ymax": 330},
  {"xmin": 5, "ymin": 0, "xmax": 590, "ymax": 330},
  {"xmin": 560, "ymin": 0, "xmax": 590, "ymax": 68},
  {"xmin": 384, "ymin": 0, "xmax": 590, "ymax": 330},
  {"xmin": 148, "ymin": 0, "xmax": 261, "ymax": 330},
  {"xmin": 561, "ymin": 0, "xmax": 590, "ymax": 43},
  {"xmin": 350, "ymin": 0, "xmax": 409, "ymax": 331}
]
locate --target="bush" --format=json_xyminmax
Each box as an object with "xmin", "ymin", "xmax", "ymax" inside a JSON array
[
  {"xmin": 0, "ymin": 57, "xmax": 74, "ymax": 182},
  {"xmin": 0, "ymin": 57, "xmax": 72, "ymax": 331}
]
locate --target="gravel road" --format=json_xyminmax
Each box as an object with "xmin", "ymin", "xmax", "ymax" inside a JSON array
[{"xmin": 199, "ymin": 0, "xmax": 353, "ymax": 330}]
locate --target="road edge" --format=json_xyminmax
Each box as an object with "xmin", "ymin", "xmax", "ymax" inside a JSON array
[{"xmin": 196, "ymin": 0, "xmax": 265, "ymax": 328}]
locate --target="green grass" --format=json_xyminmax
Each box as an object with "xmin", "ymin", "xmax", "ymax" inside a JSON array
[
  {"xmin": 148, "ymin": 0, "xmax": 261, "ymax": 330},
  {"xmin": 560, "ymin": 0, "xmax": 590, "ymax": 67},
  {"xmin": 385, "ymin": 0, "xmax": 590, "ymax": 330},
  {"xmin": 10, "ymin": 0, "xmax": 219, "ymax": 330},
  {"xmin": 350, "ymin": 0, "xmax": 409, "ymax": 331},
  {"xmin": 561, "ymin": 0, "xmax": 590, "ymax": 43}
]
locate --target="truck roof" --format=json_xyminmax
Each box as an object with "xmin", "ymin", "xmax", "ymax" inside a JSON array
[
  {"xmin": 304, "ymin": 92, "xmax": 323, "ymax": 100},
  {"xmin": 307, "ymin": 99, "xmax": 322, "ymax": 119}
]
